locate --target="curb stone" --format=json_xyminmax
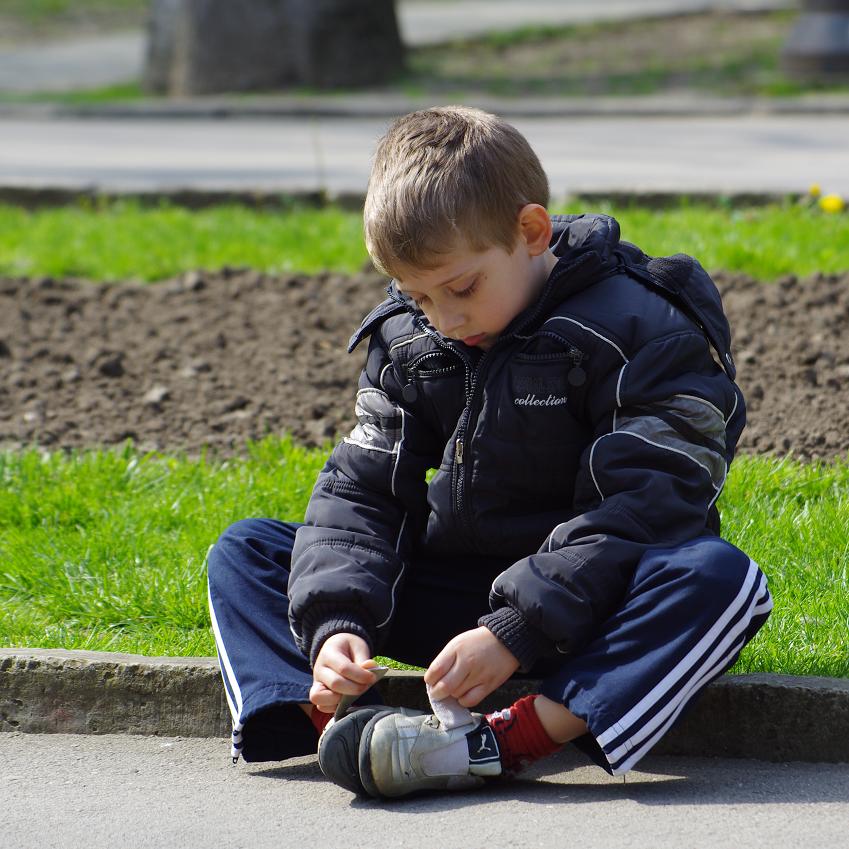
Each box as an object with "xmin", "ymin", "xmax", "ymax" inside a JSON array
[
  {"xmin": 2, "ymin": 649, "xmax": 848, "ymax": 763},
  {"xmin": 0, "ymin": 186, "xmax": 796, "ymax": 213},
  {"xmin": 1, "ymin": 93, "xmax": 848, "ymax": 122}
]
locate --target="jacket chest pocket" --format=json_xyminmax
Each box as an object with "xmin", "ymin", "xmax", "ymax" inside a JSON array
[
  {"xmin": 404, "ymin": 351, "xmax": 465, "ymax": 438},
  {"xmin": 491, "ymin": 350, "xmax": 586, "ymax": 445},
  {"xmin": 480, "ymin": 353, "xmax": 590, "ymax": 500}
]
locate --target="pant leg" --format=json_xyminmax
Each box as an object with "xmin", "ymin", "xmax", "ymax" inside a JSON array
[
  {"xmin": 207, "ymin": 518, "xmax": 315, "ymax": 762},
  {"xmin": 208, "ymin": 518, "xmax": 386, "ymax": 763},
  {"xmin": 538, "ymin": 535, "xmax": 772, "ymax": 776}
]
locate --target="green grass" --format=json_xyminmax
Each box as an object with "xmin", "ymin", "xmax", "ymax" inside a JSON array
[
  {"xmin": 0, "ymin": 0, "xmax": 145, "ymax": 24},
  {"xmin": 0, "ymin": 437, "xmax": 327, "ymax": 656},
  {"xmin": 719, "ymin": 456, "xmax": 849, "ymax": 677},
  {"xmin": 1, "ymin": 199, "xmax": 847, "ymax": 283},
  {"xmin": 1, "ymin": 441, "xmax": 847, "ymax": 677},
  {"xmin": 0, "ymin": 82, "xmax": 143, "ymax": 105},
  {"xmin": 0, "ymin": 201, "xmax": 367, "ymax": 281},
  {"xmin": 580, "ymin": 198, "xmax": 849, "ymax": 281}
]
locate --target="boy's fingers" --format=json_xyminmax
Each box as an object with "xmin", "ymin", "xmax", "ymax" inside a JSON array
[
  {"xmin": 319, "ymin": 650, "xmax": 376, "ymax": 686},
  {"xmin": 457, "ymin": 684, "xmax": 488, "ymax": 708},
  {"xmin": 316, "ymin": 670, "xmax": 370, "ymax": 696},
  {"xmin": 424, "ymin": 649, "xmax": 455, "ymax": 686},
  {"xmin": 309, "ymin": 681, "xmax": 339, "ymax": 712},
  {"xmin": 428, "ymin": 661, "xmax": 468, "ymax": 701},
  {"xmin": 350, "ymin": 642, "xmax": 372, "ymax": 666},
  {"xmin": 429, "ymin": 682, "xmax": 449, "ymax": 701},
  {"xmin": 339, "ymin": 660, "xmax": 377, "ymax": 686}
]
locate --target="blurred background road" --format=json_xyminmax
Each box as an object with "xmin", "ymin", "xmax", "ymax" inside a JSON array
[
  {"xmin": 1, "ymin": 113, "xmax": 847, "ymax": 197},
  {"xmin": 0, "ymin": 0, "xmax": 797, "ymax": 93}
]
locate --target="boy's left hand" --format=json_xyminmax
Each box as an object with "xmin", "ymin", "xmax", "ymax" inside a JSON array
[{"xmin": 424, "ymin": 626, "xmax": 520, "ymax": 708}]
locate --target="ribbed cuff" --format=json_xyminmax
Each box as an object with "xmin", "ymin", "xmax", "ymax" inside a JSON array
[
  {"xmin": 478, "ymin": 606, "xmax": 553, "ymax": 672},
  {"xmin": 301, "ymin": 608, "xmax": 374, "ymax": 667}
]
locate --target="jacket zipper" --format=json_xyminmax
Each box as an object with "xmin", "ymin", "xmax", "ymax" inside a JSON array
[
  {"xmin": 389, "ymin": 301, "xmax": 475, "ymax": 541},
  {"xmin": 404, "ymin": 318, "xmax": 477, "ymax": 546},
  {"xmin": 389, "ymin": 254, "xmax": 592, "ymax": 548},
  {"xmin": 453, "ymin": 255, "xmax": 596, "ymax": 544},
  {"xmin": 408, "ymin": 350, "xmax": 459, "ymax": 377}
]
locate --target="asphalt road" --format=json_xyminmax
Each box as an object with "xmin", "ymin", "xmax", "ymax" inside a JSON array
[
  {"xmin": 2, "ymin": 732, "xmax": 848, "ymax": 849},
  {"xmin": 2, "ymin": 114, "xmax": 847, "ymax": 198}
]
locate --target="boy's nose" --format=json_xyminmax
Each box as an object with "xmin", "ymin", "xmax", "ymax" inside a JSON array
[{"xmin": 437, "ymin": 307, "xmax": 466, "ymax": 337}]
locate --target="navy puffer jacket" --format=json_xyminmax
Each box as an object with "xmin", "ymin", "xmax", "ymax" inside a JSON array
[{"xmin": 288, "ymin": 214, "xmax": 745, "ymax": 669}]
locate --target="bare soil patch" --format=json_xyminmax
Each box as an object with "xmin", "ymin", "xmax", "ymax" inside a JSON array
[{"xmin": 1, "ymin": 269, "xmax": 848, "ymax": 461}]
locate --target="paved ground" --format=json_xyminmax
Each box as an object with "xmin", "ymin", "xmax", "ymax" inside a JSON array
[
  {"xmin": 1, "ymin": 113, "xmax": 846, "ymax": 198},
  {"xmin": 0, "ymin": 0, "xmax": 795, "ymax": 93},
  {"xmin": 2, "ymin": 732, "xmax": 848, "ymax": 849}
]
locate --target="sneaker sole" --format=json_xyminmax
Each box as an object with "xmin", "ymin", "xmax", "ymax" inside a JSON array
[
  {"xmin": 357, "ymin": 709, "xmax": 398, "ymax": 799},
  {"xmin": 317, "ymin": 707, "xmax": 388, "ymax": 795}
]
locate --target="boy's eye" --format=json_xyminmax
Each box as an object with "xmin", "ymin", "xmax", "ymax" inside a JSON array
[{"xmin": 451, "ymin": 278, "xmax": 478, "ymax": 299}]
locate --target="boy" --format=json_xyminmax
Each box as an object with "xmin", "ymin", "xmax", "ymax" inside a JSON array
[{"xmin": 207, "ymin": 106, "xmax": 771, "ymax": 798}]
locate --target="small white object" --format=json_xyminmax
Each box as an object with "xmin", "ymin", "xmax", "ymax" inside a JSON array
[{"xmin": 426, "ymin": 682, "xmax": 474, "ymax": 730}]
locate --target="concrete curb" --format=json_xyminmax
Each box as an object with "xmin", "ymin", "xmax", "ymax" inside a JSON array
[
  {"xmin": 2, "ymin": 93, "xmax": 849, "ymax": 121},
  {"xmin": 2, "ymin": 649, "xmax": 847, "ymax": 763},
  {"xmin": 0, "ymin": 185, "xmax": 795, "ymax": 212}
]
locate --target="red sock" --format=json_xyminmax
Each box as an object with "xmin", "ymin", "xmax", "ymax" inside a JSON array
[
  {"xmin": 485, "ymin": 694, "xmax": 562, "ymax": 774},
  {"xmin": 310, "ymin": 706, "xmax": 333, "ymax": 735}
]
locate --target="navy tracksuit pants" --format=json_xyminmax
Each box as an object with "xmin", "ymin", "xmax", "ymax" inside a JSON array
[{"xmin": 207, "ymin": 518, "xmax": 771, "ymax": 775}]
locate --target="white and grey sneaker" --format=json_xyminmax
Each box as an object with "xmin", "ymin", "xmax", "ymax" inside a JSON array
[
  {"xmin": 318, "ymin": 705, "xmax": 429, "ymax": 794},
  {"xmin": 318, "ymin": 706, "xmax": 389, "ymax": 795},
  {"xmin": 358, "ymin": 711, "xmax": 502, "ymax": 799}
]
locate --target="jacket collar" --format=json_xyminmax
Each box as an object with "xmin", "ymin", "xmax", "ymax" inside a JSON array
[{"xmin": 501, "ymin": 213, "xmax": 620, "ymax": 338}]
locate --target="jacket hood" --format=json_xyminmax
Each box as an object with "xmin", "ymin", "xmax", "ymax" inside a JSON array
[
  {"xmin": 550, "ymin": 213, "xmax": 621, "ymax": 264},
  {"xmin": 509, "ymin": 213, "xmax": 621, "ymax": 333}
]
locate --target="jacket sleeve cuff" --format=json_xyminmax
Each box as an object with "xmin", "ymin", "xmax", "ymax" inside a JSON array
[
  {"xmin": 478, "ymin": 606, "xmax": 553, "ymax": 672},
  {"xmin": 300, "ymin": 607, "xmax": 374, "ymax": 667}
]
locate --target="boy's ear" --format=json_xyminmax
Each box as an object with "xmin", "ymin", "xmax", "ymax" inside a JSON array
[{"xmin": 517, "ymin": 204, "xmax": 553, "ymax": 256}]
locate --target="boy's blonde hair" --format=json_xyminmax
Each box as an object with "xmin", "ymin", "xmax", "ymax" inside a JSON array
[{"xmin": 364, "ymin": 106, "xmax": 549, "ymax": 278}]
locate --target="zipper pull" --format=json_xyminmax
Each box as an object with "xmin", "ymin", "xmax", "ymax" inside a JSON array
[
  {"xmin": 455, "ymin": 439, "xmax": 464, "ymax": 465},
  {"xmin": 402, "ymin": 366, "xmax": 418, "ymax": 403},
  {"xmin": 568, "ymin": 347, "xmax": 587, "ymax": 387}
]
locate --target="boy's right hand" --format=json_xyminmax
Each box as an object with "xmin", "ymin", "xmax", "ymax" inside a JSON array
[{"xmin": 310, "ymin": 633, "xmax": 378, "ymax": 714}]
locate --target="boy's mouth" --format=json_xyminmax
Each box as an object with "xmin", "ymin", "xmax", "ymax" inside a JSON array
[{"xmin": 461, "ymin": 333, "xmax": 486, "ymax": 347}]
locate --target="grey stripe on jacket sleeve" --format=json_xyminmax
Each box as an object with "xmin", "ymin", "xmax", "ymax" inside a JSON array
[
  {"xmin": 613, "ymin": 393, "xmax": 727, "ymax": 491},
  {"xmin": 343, "ymin": 388, "xmax": 402, "ymax": 455}
]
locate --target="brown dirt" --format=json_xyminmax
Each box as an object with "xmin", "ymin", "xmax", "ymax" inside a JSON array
[{"xmin": 1, "ymin": 268, "xmax": 848, "ymax": 462}]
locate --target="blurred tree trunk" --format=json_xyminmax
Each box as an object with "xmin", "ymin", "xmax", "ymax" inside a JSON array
[{"xmin": 144, "ymin": 0, "xmax": 406, "ymax": 96}]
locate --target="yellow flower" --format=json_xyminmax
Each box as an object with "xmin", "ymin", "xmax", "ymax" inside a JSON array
[
  {"xmin": 808, "ymin": 183, "xmax": 821, "ymax": 198},
  {"xmin": 819, "ymin": 194, "xmax": 845, "ymax": 214}
]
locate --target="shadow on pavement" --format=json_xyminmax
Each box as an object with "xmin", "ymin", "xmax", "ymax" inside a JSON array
[{"xmin": 245, "ymin": 747, "xmax": 849, "ymax": 811}]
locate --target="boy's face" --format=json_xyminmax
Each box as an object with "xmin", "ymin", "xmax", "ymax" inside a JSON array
[{"xmin": 394, "ymin": 228, "xmax": 555, "ymax": 351}]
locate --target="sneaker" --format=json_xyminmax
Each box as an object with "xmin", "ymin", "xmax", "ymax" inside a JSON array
[
  {"xmin": 318, "ymin": 706, "xmax": 388, "ymax": 795},
  {"xmin": 318, "ymin": 706, "xmax": 427, "ymax": 795},
  {"xmin": 358, "ymin": 711, "xmax": 502, "ymax": 799}
]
